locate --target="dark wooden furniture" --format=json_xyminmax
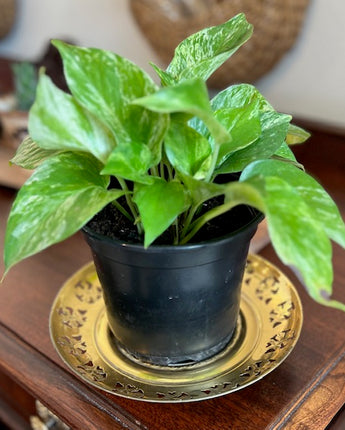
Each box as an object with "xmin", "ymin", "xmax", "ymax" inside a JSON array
[{"xmin": 0, "ymin": 58, "xmax": 345, "ymax": 429}]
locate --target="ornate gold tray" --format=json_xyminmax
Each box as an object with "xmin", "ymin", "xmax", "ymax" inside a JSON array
[{"xmin": 49, "ymin": 254, "xmax": 303, "ymax": 403}]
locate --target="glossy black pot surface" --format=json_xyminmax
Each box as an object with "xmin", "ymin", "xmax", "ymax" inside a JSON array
[{"xmin": 83, "ymin": 210, "xmax": 262, "ymax": 366}]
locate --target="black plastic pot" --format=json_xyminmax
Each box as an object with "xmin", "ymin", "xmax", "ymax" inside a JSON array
[{"xmin": 83, "ymin": 209, "xmax": 262, "ymax": 366}]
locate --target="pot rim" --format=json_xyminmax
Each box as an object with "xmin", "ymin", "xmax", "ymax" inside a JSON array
[{"xmin": 82, "ymin": 207, "xmax": 264, "ymax": 252}]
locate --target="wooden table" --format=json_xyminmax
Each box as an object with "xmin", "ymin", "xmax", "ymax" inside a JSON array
[
  {"xmin": 0, "ymin": 125, "xmax": 344, "ymax": 430},
  {"xmin": 0, "ymin": 57, "xmax": 345, "ymax": 428}
]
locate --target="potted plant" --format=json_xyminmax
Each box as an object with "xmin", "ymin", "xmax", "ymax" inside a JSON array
[{"xmin": 3, "ymin": 14, "xmax": 345, "ymax": 366}]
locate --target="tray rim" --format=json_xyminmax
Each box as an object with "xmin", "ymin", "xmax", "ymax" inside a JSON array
[{"xmin": 49, "ymin": 254, "xmax": 303, "ymax": 403}]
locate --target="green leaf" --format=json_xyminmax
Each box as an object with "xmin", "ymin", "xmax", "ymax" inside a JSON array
[
  {"xmin": 286, "ymin": 124, "xmax": 311, "ymax": 145},
  {"xmin": 4, "ymin": 152, "xmax": 125, "ymax": 273},
  {"xmin": 190, "ymin": 84, "xmax": 269, "ymax": 145},
  {"xmin": 150, "ymin": 63, "xmax": 176, "ymax": 87},
  {"xmin": 304, "ymin": 292, "xmax": 345, "ymax": 312},
  {"xmin": 241, "ymin": 159, "xmax": 345, "ymax": 248},
  {"xmin": 179, "ymin": 179, "xmax": 265, "ymax": 244},
  {"xmin": 133, "ymin": 78, "xmax": 211, "ymax": 116},
  {"xmin": 253, "ymin": 176, "xmax": 333, "ymax": 295},
  {"xmin": 165, "ymin": 119, "xmax": 211, "ymax": 178},
  {"xmin": 273, "ymin": 141, "xmax": 297, "ymax": 162},
  {"xmin": 191, "ymin": 105, "xmax": 261, "ymax": 159},
  {"xmin": 134, "ymin": 78, "xmax": 230, "ymax": 146},
  {"xmin": 133, "ymin": 178, "xmax": 190, "ymax": 247},
  {"xmin": 214, "ymin": 106, "xmax": 261, "ymax": 165},
  {"xmin": 216, "ymin": 111, "xmax": 291, "ymax": 173},
  {"xmin": 29, "ymin": 73, "xmax": 115, "ymax": 163},
  {"xmin": 211, "ymin": 83, "xmax": 273, "ymax": 112},
  {"xmin": 11, "ymin": 136, "xmax": 60, "ymax": 169},
  {"xmin": 101, "ymin": 142, "xmax": 154, "ymax": 184},
  {"xmin": 53, "ymin": 40, "xmax": 168, "ymax": 163},
  {"xmin": 223, "ymin": 180, "xmax": 265, "ymax": 212},
  {"xmin": 179, "ymin": 174, "xmax": 224, "ymax": 207},
  {"xmin": 165, "ymin": 13, "xmax": 253, "ymax": 83}
]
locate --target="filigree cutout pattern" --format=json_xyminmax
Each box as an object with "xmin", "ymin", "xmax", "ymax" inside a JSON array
[
  {"xmin": 269, "ymin": 301, "xmax": 296, "ymax": 328},
  {"xmin": 57, "ymin": 306, "xmax": 87, "ymax": 329},
  {"xmin": 77, "ymin": 360, "xmax": 107, "ymax": 382},
  {"xmin": 265, "ymin": 329, "xmax": 296, "ymax": 354},
  {"xmin": 50, "ymin": 256, "xmax": 303, "ymax": 402},
  {"xmin": 255, "ymin": 275, "xmax": 280, "ymax": 304},
  {"xmin": 245, "ymin": 258, "xmax": 297, "ymax": 330},
  {"xmin": 112, "ymin": 382, "xmax": 145, "ymax": 399},
  {"xmin": 74, "ymin": 279, "xmax": 102, "ymax": 304},
  {"xmin": 57, "ymin": 334, "xmax": 87, "ymax": 357}
]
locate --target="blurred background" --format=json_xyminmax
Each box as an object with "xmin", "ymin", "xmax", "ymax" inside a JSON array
[{"xmin": 0, "ymin": 0, "xmax": 344, "ymax": 128}]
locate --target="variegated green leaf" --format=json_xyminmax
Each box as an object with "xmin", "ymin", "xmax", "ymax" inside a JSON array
[
  {"xmin": 286, "ymin": 124, "xmax": 311, "ymax": 145},
  {"xmin": 29, "ymin": 73, "xmax": 115, "ymax": 163},
  {"xmin": 211, "ymin": 83, "xmax": 273, "ymax": 112},
  {"xmin": 133, "ymin": 78, "xmax": 211, "ymax": 116},
  {"xmin": 242, "ymin": 175, "xmax": 334, "ymax": 299},
  {"xmin": 101, "ymin": 142, "xmax": 155, "ymax": 184},
  {"xmin": 4, "ymin": 152, "xmax": 125, "ymax": 274},
  {"xmin": 165, "ymin": 119, "xmax": 211, "ymax": 178},
  {"xmin": 11, "ymin": 136, "xmax": 59, "ymax": 169},
  {"xmin": 214, "ymin": 106, "xmax": 261, "ymax": 165},
  {"xmin": 241, "ymin": 159, "xmax": 345, "ymax": 248},
  {"xmin": 53, "ymin": 40, "xmax": 168, "ymax": 163},
  {"xmin": 179, "ymin": 173, "xmax": 224, "ymax": 206},
  {"xmin": 265, "ymin": 176, "xmax": 332, "ymax": 291},
  {"xmin": 165, "ymin": 13, "xmax": 253, "ymax": 83},
  {"xmin": 216, "ymin": 111, "xmax": 291, "ymax": 173},
  {"xmin": 134, "ymin": 78, "xmax": 230, "ymax": 147},
  {"xmin": 133, "ymin": 178, "xmax": 190, "ymax": 247},
  {"xmin": 273, "ymin": 141, "xmax": 297, "ymax": 162}
]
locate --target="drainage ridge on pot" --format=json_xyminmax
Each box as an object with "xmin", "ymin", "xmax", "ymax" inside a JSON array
[{"xmin": 82, "ymin": 208, "xmax": 263, "ymax": 367}]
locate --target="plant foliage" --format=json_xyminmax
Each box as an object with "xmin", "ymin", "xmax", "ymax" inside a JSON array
[{"xmin": 3, "ymin": 14, "xmax": 345, "ymax": 310}]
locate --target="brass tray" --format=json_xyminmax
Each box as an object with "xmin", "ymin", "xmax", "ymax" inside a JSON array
[{"xmin": 49, "ymin": 254, "xmax": 303, "ymax": 403}]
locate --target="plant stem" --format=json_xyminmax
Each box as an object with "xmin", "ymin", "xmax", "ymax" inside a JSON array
[
  {"xmin": 180, "ymin": 204, "xmax": 199, "ymax": 238},
  {"xmin": 179, "ymin": 181, "xmax": 266, "ymax": 244},
  {"xmin": 162, "ymin": 156, "xmax": 174, "ymax": 181},
  {"xmin": 111, "ymin": 200, "xmax": 134, "ymax": 223},
  {"xmin": 204, "ymin": 144, "xmax": 220, "ymax": 182},
  {"xmin": 173, "ymin": 219, "xmax": 179, "ymax": 245},
  {"xmin": 117, "ymin": 176, "xmax": 143, "ymax": 235},
  {"xmin": 159, "ymin": 161, "xmax": 165, "ymax": 179},
  {"xmin": 179, "ymin": 200, "xmax": 240, "ymax": 244},
  {"xmin": 199, "ymin": 112, "xmax": 230, "ymax": 182},
  {"xmin": 150, "ymin": 165, "xmax": 159, "ymax": 177}
]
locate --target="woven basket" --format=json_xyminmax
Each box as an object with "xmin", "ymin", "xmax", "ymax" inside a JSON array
[
  {"xmin": 0, "ymin": 0, "xmax": 16, "ymax": 40},
  {"xmin": 130, "ymin": 0, "xmax": 310, "ymax": 88}
]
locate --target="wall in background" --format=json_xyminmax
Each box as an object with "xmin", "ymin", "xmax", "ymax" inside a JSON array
[
  {"xmin": 0, "ymin": 0, "xmax": 160, "ymax": 75},
  {"xmin": 256, "ymin": 1, "xmax": 345, "ymax": 128},
  {"xmin": 0, "ymin": 0, "xmax": 344, "ymax": 127}
]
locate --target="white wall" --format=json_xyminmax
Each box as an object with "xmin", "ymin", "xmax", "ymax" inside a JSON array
[
  {"xmin": 0, "ymin": 0, "xmax": 160, "ymax": 75},
  {"xmin": 1, "ymin": 0, "xmax": 344, "ymax": 127},
  {"xmin": 256, "ymin": 1, "xmax": 345, "ymax": 128}
]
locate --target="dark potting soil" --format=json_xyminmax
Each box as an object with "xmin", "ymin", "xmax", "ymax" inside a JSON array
[{"xmin": 87, "ymin": 195, "xmax": 257, "ymax": 246}]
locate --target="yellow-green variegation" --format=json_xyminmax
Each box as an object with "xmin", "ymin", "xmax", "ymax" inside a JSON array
[{"xmin": 3, "ymin": 14, "xmax": 345, "ymax": 310}]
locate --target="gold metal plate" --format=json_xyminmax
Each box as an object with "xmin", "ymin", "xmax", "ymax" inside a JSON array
[{"xmin": 49, "ymin": 254, "xmax": 303, "ymax": 403}]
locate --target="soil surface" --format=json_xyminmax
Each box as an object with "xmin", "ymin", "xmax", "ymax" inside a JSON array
[{"xmin": 87, "ymin": 196, "xmax": 257, "ymax": 245}]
